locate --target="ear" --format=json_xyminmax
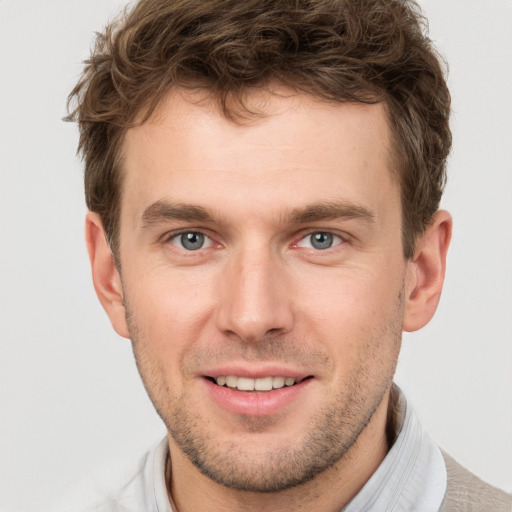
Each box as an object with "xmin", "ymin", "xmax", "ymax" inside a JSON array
[
  {"xmin": 402, "ymin": 210, "xmax": 452, "ymax": 332},
  {"xmin": 85, "ymin": 212, "xmax": 130, "ymax": 339}
]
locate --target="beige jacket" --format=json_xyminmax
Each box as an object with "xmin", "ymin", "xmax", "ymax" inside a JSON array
[{"xmin": 441, "ymin": 451, "xmax": 511, "ymax": 512}]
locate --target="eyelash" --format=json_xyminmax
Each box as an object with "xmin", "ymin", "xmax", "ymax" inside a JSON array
[
  {"xmin": 165, "ymin": 230, "xmax": 216, "ymax": 251},
  {"xmin": 163, "ymin": 229, "xmax": 347, "ymax": 253},
  {"xmin": 294, "ymin": 231, "xmax": 345, "ymax": 251}
]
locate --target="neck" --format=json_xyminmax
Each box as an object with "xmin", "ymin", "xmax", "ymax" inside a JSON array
[{"xmin": 167, "ymin": 390, "xmax": 392, "ymax": 512}]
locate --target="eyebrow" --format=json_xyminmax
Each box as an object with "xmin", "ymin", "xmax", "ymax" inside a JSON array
[
  {"xmin": 288, "ymin": 201, "xmax": 375, "ymax": 224},
  {"xmin": 140, "ymin": 199, "xmax": 375, "ymax": 229},
  {"xmin": 140, "ymin": 201, "xmax": 216, "ymax": 228}
]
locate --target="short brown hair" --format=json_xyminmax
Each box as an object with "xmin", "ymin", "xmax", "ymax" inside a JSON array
[{"xmin": 66, "ymin": 0, "xmax": 451, "ymax": 259}]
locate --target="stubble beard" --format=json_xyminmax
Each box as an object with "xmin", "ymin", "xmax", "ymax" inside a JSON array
[
  {"xmin": 126, "ymin": 305, "xmax": 403, "ymax": 493},
  {"xmin": 165, "ymin": 378, "xmax": 391, "ymax": 493}
]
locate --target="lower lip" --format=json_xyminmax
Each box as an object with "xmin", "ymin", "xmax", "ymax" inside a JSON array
[{"xmin": 203, "ymin": 378, "xmax": 313, "ymax": 417}]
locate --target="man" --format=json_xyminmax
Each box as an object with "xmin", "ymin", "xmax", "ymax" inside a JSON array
[{"xmin": 65, "ymin": 0, "xmax": 511, "ymax": 510}]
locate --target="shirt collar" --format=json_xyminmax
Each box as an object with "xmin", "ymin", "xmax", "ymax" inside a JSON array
[
  {"xmin": 342, "ymin": 384, "xmax": 447, "ymax": 511},
  {"xmin": 153, "ymin": 385, "xmax": 447, "ymax": 512}
]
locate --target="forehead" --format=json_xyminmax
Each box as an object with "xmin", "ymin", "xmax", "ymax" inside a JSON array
[{"xmin": 120, "ymin": 88, "xmax": 399, "ymax": 228}]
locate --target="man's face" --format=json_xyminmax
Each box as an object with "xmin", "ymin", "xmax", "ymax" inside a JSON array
[{"xmin": 116, "ymin": 89, "xmax": 409, "ymax": 491}]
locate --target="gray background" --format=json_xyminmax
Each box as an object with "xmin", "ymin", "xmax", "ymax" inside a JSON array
[{"xmin": 1, "ymin": 0, "xmax": 511, "ymax": 510}]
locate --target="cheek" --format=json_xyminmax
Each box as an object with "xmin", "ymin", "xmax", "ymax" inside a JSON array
[
  {"xmin": 124, "ymin": 273, "xmax": 215, "ymax": 407},
  {"xmin": 123, "ymin": 267, "xmax": 217, "ymax": 358},
  {"xmin": 295, "ymin": 262, "xmax": 404, "ymax": 322},
  {"xmin": 292, "ymin": 264, "xmax": 404, "ymax": 363}
]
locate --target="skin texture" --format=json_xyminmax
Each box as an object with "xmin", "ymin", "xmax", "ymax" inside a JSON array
[{"xmin": 86, "ymin": 88, "xmax": 451, "ymax": 512}]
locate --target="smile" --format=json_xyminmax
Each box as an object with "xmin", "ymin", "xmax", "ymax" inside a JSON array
[
  {"xmin": 205, "ymin": 374, "xmax": 314, "ymax": 416},
  {"xmin": 213, "ymin": 376, "xmax": 306, "ymax": 391}
]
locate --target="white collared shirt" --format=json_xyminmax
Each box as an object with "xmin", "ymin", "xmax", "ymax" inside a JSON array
[
  {"xmin": 342, "ymin": 387, "xmax": 447, "ymax": 511},
  {"xmin": 57, "ymin": 386, "xmax": 447, "ymax": 512}
]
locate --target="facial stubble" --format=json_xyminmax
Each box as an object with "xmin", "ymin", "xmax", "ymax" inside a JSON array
[{"xmin": 125, "ymin": 299, "xmax": 403, "ymax": 494}]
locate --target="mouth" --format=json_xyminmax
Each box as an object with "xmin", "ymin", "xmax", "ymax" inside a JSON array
[
  {"xmin": 203, "ymin": 371, "xmax": 315, "ymax": 416},
  {"xmin": 206, "ymin": 375, "xmax": 313, "ymax": 392}
]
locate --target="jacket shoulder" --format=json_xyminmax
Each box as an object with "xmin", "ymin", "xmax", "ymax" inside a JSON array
[{"xmin": 440, "ymin": 451, "xmax": 511, "ymax": 512}]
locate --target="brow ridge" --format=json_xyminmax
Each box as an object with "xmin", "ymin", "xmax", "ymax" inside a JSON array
[
  {"xmin": 140, "ymin": 199, "xmax": 375, "ymax": 229},
  {"xmin": 141, "ymin": 201, "xmax": 214, "ymax": 227},
  {"xmin": 288, "ymin": 201, "xmax": 375, "ymax": 224}
]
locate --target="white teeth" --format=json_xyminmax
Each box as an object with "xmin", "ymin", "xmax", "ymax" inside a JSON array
[
  {"xmin": 214, "ymin": 375, "xmax": 298, "ymax": 391},
  {"xmin": 237, "ymin": 377, "xmax": 255, "ymax": 391},
  {"xmin": 225, "ymin": 375, "xmax": 238, "ymax": 388},
  {"xmin": 254, "ymin": 377, "xmax": 273, "ymax": 391},
  {"xmin": 272, "ymin": 376, "xmax": 285, "ymax": 389}
]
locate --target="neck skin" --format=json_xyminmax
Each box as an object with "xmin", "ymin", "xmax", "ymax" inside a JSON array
[{"xmin": 166, "ymin": 389, "xmax": 392, "ymax": 512}]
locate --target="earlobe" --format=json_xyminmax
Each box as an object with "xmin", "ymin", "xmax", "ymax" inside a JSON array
[
  {"xmin": 402, "ymin": 210, "xmax": 452, "ymax": 332},
  {"xmin": 85, "ymin": 212, "xmax": 130, "ymax": 339}
]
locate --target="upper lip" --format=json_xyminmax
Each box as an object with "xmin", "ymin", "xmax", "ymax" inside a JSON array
[{"xmin": 200, "ymin": 365, "xmax": 312, "ymax": 380}]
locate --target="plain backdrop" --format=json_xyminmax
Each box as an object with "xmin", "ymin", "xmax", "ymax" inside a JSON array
[{"xmin": 1, "ymin": 0, "xmax": 511, "ymax": 510}]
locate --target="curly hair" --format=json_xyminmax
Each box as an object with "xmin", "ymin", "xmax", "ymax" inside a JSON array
[{"xmin": 66, "ymin": 0, "xmax": 451, "ymax": 259}]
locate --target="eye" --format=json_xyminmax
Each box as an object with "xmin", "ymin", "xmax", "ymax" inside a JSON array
[
  {"xmin": 297, "ymin": 232, "xmax": 343, "ymax": 250},
  {"xmin": 170, "ymin": 232, "xmax": 213, "ymax": 251}
]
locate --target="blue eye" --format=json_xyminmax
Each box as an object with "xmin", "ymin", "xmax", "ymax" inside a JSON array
[
  {"xmin": 171, "ymin": 232, "xmax": 211, "ymax": 251},
  {"xmin": 297, "ymin": 232, "xmax": 343, "ymax": 250}
]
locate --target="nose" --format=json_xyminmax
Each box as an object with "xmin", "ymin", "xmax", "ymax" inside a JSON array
[{"xmin": 215, "ymin": 247, "xmax": 294, "ymax": 343}]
